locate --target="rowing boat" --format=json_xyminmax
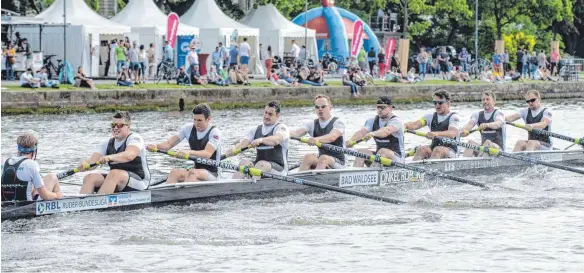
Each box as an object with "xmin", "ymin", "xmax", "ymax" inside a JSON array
[{"xmin": 2, "ymin": 149, "xmax": 582, "ymax": 220}]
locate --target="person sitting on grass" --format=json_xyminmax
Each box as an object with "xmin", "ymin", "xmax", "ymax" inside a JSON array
[
  {"xmin": 176, "ymin": 67, "xmax": 188, "ymax": 85},
  {"xmin": 20, "ymin": 68, "xmax": 40, "ymax": 88},
  {"xmin": 207, "ymin": 66, "xmax": 228, "ymax": 86},
  {"xmin": 229, "ymin": 65, "xmax": 244, "ymax": 85},
  {"xmin": 117, "ymin": 67, "xmax": 134, "ymax": 87},
  {"xmin": 35, "ymin": 67, "xmax": 59, "ymax": 88},
  {"xmin": 481, "ymin": 66, "xmax": 495, "ymax": 83},
  {"xmin": 279, "ymin": 67, "xmax": 297, "ymax": 85},
  {"xmin": 351, "ymin": 67, "xmax": 367, "ymax": 87},
  {"xmin": 188, "ymin": 65, "xmax": 207, "ymax": 86},
  {"xmin": 219, "ymin": 65, "xmax": 230, "ymax": 85},
  {"xmin": 74, "ymin": 66, "xmax": 96, "ymax": 90},
  {"xmin": 270, "ymin": 69, "xmax": 298, "ymax": 87},
  {"xmin": 306, "ymin": 66, "xmax": 327, "ymax": 86},
  {"xmin": 503, "ymin": 69, "xmax": 524, "ymax": 82}
]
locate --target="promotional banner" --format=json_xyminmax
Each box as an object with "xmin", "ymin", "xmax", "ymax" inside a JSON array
[
  {"xmin": 350, "ymin": 19, "xmax": 364, "ymax": 58},
  {"xmin": 384, "ymin": 37, "xmax": 396, "ymax": 68},
  {"xmin": 167, "ymin": 12, "xmax": 180, "ymax": 48},
  {"xmin": 176, "ymin": 35, "xmax": 194, "ymax": 69}
]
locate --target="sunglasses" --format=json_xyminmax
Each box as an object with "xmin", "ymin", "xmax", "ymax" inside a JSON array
[
  {"xmin": 376, "ymin": 105, "xmax": 389, "ymax": 110},
  {"xmin": 111, "ymin": 123, "xmax": 127, "ymax": 129},
  {"xmin": 433, "ymin": 100, "xmax": 447, "ymax": 105},
  {"xmin": 314, "ymin": 104, "xmax": 328, "ymax": 109},
  {"xmin": 525, "ymin": 98, "xmax": 537, "ymax": 103}
]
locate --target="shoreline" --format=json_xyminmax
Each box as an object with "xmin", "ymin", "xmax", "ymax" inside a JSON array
[{"xmin": 1, "ymin": 82, "xmax": 583, "ymax": 115}]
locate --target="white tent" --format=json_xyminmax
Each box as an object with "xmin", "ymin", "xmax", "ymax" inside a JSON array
[
  {"xmin": 180, "ymin": 0, "xmax": 263, "ymax": 75},
  {"xmin": 111, "ymin": 0, "xmax": 200, "ymax": 76},
  {"xmin": 15, "ymin": 0, "xmax": 130, "ymax": 77},
  {"xmin": 241, "ymin": 4, "xmax": 319, "ymax": 62}
]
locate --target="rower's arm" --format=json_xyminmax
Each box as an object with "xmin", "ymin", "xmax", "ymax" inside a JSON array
[
  {"xmin": 462, "ymin": 119, "xmax": 476, "ymax": 132},
  {"xmin": 261, "ymin": 133, "xmax": 284, "ymax": 146},
  {"xmin": 108, "ymin": 145, "xmax": 140, "ymax": 163},
  {"xmin": 79, "ymin": 152, "xmax": 102, "ymax": 171},
  {"xmin": 531, "ymin": 117, "xmax": 551, "ymax": 129},
  {"xmin": 374, "ymin": 124, "xmax": 398, "ymax": 138},
  {"xmin": 233, "ymin": 138, "xmax": 251, "ymax": 151},
  {"xmin": 154, "ymin": 135, "xmax": 181, "ymax": 150},
  {"xmin": 290, "ymin": 127, "xmax": 307, "ymax": 138},
  {"xmin": 435, "ymin": 126, "xmax": 459, "ymax": 138},
  {"xmin": 505, "ymin": 113, "xmax": 521, "ymax": 122},
  {"xmin": 187, "ymin": 143, "xmax": 217, "ymax": 159},
  {"xmin": 314, "ymin": 129, "xmax": 342, "ymax": 144},
  {"xmin": 349, "ymin": 127, "xmax": 369, "ymax": 141},
  {"xmin": 405, "ymin": 118, "xmax": 425, "ymax": 130}
]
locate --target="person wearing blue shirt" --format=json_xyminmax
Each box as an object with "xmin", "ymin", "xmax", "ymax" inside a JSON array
[
  {"xmin": 157, "ymin": 40, "xmax": 174, "ymax": 77},
  {"xmin": 229, "ymin": 46, "xmax": 239, "ymax": 68}
]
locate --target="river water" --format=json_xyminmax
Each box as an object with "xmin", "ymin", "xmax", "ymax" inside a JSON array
[{"xmin": 2, "ymin": 99, "xmax": 584, "ymax": 272}]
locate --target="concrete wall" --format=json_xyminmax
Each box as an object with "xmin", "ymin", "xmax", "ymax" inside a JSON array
[{"xmin": 2, "ymin": 82, "xmax": 583, "ymax": 113}]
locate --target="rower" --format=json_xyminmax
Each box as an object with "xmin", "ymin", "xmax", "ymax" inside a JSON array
[
  {"xmin": 346, "ymin": 96, "xmax": 405, "ymax": 167},
  {"xmin": 290, "ymin": 94, "xmax": 346, "ymax": 170},
  {"xmin": 505, "ymin": 90, "xmax": 553, "ymax": 151},
  {"xmin": 78, "ymin": 111, "xmax": 151, "ymax": 194},
  {"xmin": 460, "ymin": 90, "xmax": 506, "ymax": 157},
  {"xmin": 1, "ymin": 133, "xmax": 63, "ymax": 201},
  {"xmin": 405, "ymin": 90, "xmax": 461, "ymax": 160},
  {"xmin": 146, "ymin": 103, "xmax": 222, "ymax": 183},
  {"xmin": 227, "ymin": 101, "xmax": 290, "ymax": 178}
]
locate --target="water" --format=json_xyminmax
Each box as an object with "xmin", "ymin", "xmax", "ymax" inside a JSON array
[{"xmin": 2, "ymin": 99, "xmax": 584, "ymax": 272}]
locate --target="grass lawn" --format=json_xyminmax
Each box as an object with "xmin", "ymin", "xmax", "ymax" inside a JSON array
[{"xmin": 2, "ymin": 78, "xmax": 571, "ymax": 92}]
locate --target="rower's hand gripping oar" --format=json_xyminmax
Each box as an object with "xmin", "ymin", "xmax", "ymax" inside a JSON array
[
  {"xmin": 506, "ymin": 122, "xmax": 584, "ymax": 146},
  {"xmin": 56, "ymin": 162, "xmax": 101, "ymax": 180},
  {"xmin": 347, "ymin": 135, "xmax": 416, "ymax": 158},
  {"xmin": 293, "ymin": 137, "xmax": 489, "ymax": 189},
  {"xmin": 152, "ymin": 148, "xmax": 404, "ymax": 204},
  {"xmin": 407, "ymin": 130, "xmax": 584, "ymax": 175},
  {"xmin": 150, "ymin": 146, "xmax": 253, "ymax": 187}
]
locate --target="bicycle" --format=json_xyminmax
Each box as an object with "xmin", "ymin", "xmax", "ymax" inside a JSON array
[
  {"xmin": 155, "ymin": 60, "xmax": 177, "ymax": 84},
  {"xmin": 43, "ymin": 55, "xmax": 63, "ymax": 80}
]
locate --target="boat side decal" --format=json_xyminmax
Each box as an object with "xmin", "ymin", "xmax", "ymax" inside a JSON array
[
  {"xmin": 380, "ymin": 169, "xmax": 425, "ymax": 184},
  {"xmin": 36, "ymin": 191, "xmax": 152, "ymax": 216},
  {"xmin": 338, "ymin": 171, "xmax": 379, "ymax": 188}
]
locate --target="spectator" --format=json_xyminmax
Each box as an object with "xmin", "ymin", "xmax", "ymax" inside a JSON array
[
  {"xmin": 299, "ymin": 45, "xmax": 307, "ymax": 61},
  {"xmin": 229, "ymin": 45, "xmax": 239, "ymax": 68},
  {"xmin": 176, "ymin": 67, "xmax": 188, "ymax": 85},
  {"xmin": 270, "ymin": 69, "xmax": 296, "ymax": 87},
  {"xmin": 278, "ymin": 67, "xmax": 297, "ymax": 85},
  {"xmin": 35, "ymin": 67, "xmax": 59, "ymax": 88},
  {"xmin": 537, "ymin": 49, "xmax": 547, "ymax": 69},
  {"xmin": 427, "ymin": 49, "xmax": 436, "ymax": 76},
  {"xmin": 307, "ymin": 66, "xmax": 327, "ymax": 86},
  {"xmin": 377, "ymin": 48, "xmax": 386, "ymax": 79},
  {"xmin": 505, "ymin": 69, "xmax": 523, "ymax": 82},
  {"xmin": 138, "ymin": 45, "xmax": 147, "ymax": 84},
  {"xmin": 117, "ymin": 67, "xmax": 134, "ymax": 87},
  {"xmin": 218, "ymin": 42, "xmax": 229, "ymax": 67},
  {"xmin": 74, "ymin": 66, "xmax": 96, "ymax": 90},
  {"xmin": 211, "ymin": 46, "xmax": 222, "ymax": 71},
  {"xmin": 20, "ymin": 38, "xmax": 33, "ymax": 69},
  {"xmin": 104, "ymin": 40, "xmax": 113, "ymax": 77},
  {"xmin": 188, "ymin": 65, "xmax": 207, "ymax": 86},
  {"xmin": 14, "ymin": 32, "xmax": 25, "ymax": 50},
  {"xmin": 229, "ymin": 65, "xmax": 245, "ymax": 85},
  {"xmin": 416, "ymin": 47, "xmax": 429, "ymax": 80},
  {"xmin": 147, "ymin": 43, "xmax": 155, "ymax": 79},
  {"xmin": 20, "ymin": 68, "xmax": 40, "ymax": 88},
  {"xmin": 128, "ymin": 41, "xmax": 140, "ymax": 81},
  {"xmin": 115, "ymin": 41, "xmax": 127, "ymax": 72},
  {"xmin": 290, "ymin": 40, "xmax": 300, "ymax": 68},
  {"xmin": 358, "ymin": 47, "xmax": 367, "ymax": 71},
  {"xmin": 502, "ymin": 49, "xmax": 509, "ymax": 73},
  {"xmin": 550, "ymin": 49, "xmax": 560, "ymax": 76},
  {"xmin": 521, "ymin": 49, "xmax": 529, "ymax": 78},
  {"xmin": 207, "ymin": 66, "xmax": 228, "ymax": 86},
  {"xmin": 481, "ymin": 66, "xmax": 495, "ymax": 83},
  {"xmin": 458, "ymin": 47, "xmax": 470, "ymax": 72},
  {"xmin": 529, "ymin": 51, "xmax": 538, "ymax": 79},
  {"xmin": 516, "ymin": 48, "xmax": 524, "ymax": 72},
  {"xmin": 264, "ymin": 45, "xmax": 273, "ymax": 80},
  {"xmin": 367, "ymin": 47, "xmax": 377, "ymax": 75},
  {"xmin": 343, "ymin": 70, "xmax": 360, "ymax": 97},
  {"xmin": 157, "ymin": 40, "xmax": 174, "ymax": 76},
  {"xmin": 186, "ymin": 46, "xmax": 199, "ymax": 85},
  {"xmin": 239, "ymin": 38, "xmax": 251, "ymax": 72},
  {"xmin": 3, "ymin": 42, "xmax": 16, "ymax": 80},
  {"xmin": 437, "ymin": 47, "xmax": 450, "ymax": 79},
  {"xmin": 297, "ymin": 66, "xmax": 321, "ymax": 86},
  {"xmin": 219, "ymin": 65, "xmax": 230, "ymax": 85}
]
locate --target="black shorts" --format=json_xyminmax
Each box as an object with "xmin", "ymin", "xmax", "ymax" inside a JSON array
[{"xmin": 439, "ymin": 62, "xmax": 448, "ymax": 72}]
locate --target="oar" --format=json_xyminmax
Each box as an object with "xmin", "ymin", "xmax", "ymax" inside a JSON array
[
  {"xmin": 152, "ymin": 148, "xmax": 404, "ymax": 204},
  {"xmin": 406, "ymin": 130, "xmax": 584, "ymax": 175},
  {"xmin": 461, "ymin": 128, "xmax": 480, "ymax": 136},
  {"xmin": 150, "ymin": 146, "xmax": 253, "ymax": 187},
  {"xmin": 506, "ymin": 122, "xmax": 584, "ymax": 146},
  {"xmin": 292, "ymin": 137, "xmax": 488, "ymax": 189},
  {"xmin": 288, "ymin": 162, "xmax": 302, "ymax": 171},
  {"xmin": 56, "ymin": 162, "xmax": 100, "ymax": 179}
]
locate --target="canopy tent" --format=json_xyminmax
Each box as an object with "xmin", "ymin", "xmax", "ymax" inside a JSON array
[
  {"xmin": 111, "ymin": 0, "xmax": 200, "ymax": 73},
  {"xmin": 180, "ymin": 0, "xmax": 263, "ymax": 75},
  {"xmin": 13, "ymin": 0, "xmax": 130, "ymax": 77},
  {"xmin": 241, "ymin": 4, "xmax": 319, "ymax": 62}
]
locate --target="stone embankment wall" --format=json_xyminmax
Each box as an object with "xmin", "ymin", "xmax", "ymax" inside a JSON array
[{"xmin": 2, "ymin": 82, "xmax": 583, "ymax": 114}]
